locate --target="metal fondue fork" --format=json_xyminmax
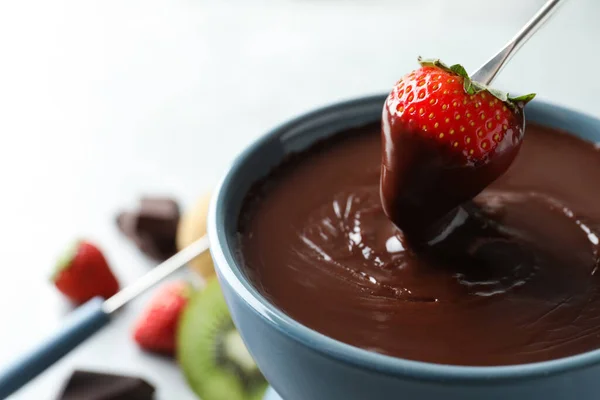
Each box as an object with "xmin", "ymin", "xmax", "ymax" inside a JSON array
[{"xmin": 470, "ymin": 0, "xmax": 567, "ymax": 86}]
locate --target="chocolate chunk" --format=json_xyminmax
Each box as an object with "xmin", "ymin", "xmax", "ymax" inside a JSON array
[
  {"xmin": 136, "ymin": 231, "xmax": 174, "ymax": 261},
  {"xmin": 116, "ymin": 197, "xmax": 180, "ymax": 261},
  {"xmin": 56, "ymin": 370, "xmax": 155, "ymax": 400},
  {"xmin": 139, "ymin": 197, "xmax": 179, "ymax": 221},
  {"xmin": 138, "ymin": 199, "xmax": 179, "ymax": 241},
  {"xmin": 116, "ymin": 212, "xmax": 139, "ymax": 240}
]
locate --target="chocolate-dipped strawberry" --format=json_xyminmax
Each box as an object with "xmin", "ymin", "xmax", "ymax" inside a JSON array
[{"xmin": 380, "ymin": 58, "xmax": 535, "ymax": 244}]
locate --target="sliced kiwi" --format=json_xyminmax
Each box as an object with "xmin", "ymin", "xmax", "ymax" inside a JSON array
[{"xmin": 177, "ymin": 278, "xmax": 268, "ymax": 400}]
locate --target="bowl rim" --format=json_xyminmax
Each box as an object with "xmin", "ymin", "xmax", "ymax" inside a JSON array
[{"xmin": 208, "ymin": 93, "xmax": 600, "ymax": 382}]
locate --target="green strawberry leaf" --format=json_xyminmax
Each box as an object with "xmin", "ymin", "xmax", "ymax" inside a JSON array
[
  {"xmin": 417, "ymin": 57, "xmax": 452, "ymax": 73},
  {"xmin": 488, "ymin": 88, "xmax": 509, "ymax": 102},
  {"xmin": 509, "ymin": 93, "xmax": 537, "ymax": 105},
  {"xmin": 51, "ymin": 239, "xmax": 81, "ymax": 281},
  {"xmin": 448, "ymin": 64, "xmax": 469, "ymax": 80},
  {"xmin": 416, "ymin": 56, "xmax": 536, "ymax": 109}
]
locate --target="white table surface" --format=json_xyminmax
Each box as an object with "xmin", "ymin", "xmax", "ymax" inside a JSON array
[{"xmin": 0, "ymin": 0, "xmax": 599, "ymax": 398}]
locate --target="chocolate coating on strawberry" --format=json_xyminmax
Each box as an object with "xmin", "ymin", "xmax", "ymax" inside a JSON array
[{"xmin": 380, "ymin": 58, "xmax": 535, "ymax": 243}]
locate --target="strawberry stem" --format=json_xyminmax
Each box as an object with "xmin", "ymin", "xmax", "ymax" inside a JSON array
[
  {"xmin": 51, "ymin": 239, "xmax": 81, "ymax": 281},
  {"xmin": 417, "ymin": 56, "xmax": 536, "ymax": 109}
]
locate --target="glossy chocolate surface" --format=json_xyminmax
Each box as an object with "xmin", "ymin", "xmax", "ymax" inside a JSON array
[{"xmin": 238, "ymin": 122, "xmax": 600, "ymax": 366}]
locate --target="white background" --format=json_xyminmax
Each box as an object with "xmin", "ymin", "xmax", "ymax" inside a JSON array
[{"xmin": 0, "ymin": 0, "xmax": 598, "ymax": 398}]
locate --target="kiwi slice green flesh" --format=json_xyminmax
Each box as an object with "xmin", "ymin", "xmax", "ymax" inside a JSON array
[{"xmin": 177, "ymin": 278, "xmax": 268, "ymax": 400}]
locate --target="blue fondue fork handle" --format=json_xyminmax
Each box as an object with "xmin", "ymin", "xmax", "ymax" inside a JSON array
[{"xmin": 0, "ymin": 297, "xmax": 110, "ymax": 399}]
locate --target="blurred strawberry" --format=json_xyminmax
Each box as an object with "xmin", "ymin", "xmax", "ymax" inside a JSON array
[
  {"xmin": 51, "ymin": 240, "xmax": 120, "ymax": 304},
  {"xmin": 132, "ymin": 280, "xmax": 192, "ymax": 355}
]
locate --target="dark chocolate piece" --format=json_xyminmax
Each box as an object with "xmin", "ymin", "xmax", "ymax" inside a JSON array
[
  {"xmin": 116, "ymin": 212, "xmax": 138, "ymax": 240},
  {"xmin": 116, "ymin": 197, "xmax": 180, "ymax": 261},
  {"xmin": 56, "ymin": 370, "xmax": 155, "ymax": 400}
]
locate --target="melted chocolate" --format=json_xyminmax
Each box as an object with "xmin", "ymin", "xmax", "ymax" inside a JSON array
[{"xmin": 238, "ymin": 122, "xmax": 600, "ymax": 366}]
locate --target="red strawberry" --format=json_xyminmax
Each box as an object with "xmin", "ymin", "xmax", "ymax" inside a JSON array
[
  {"xmin": 52, "ymin": 240, "xmax": 120, "ymax": 304},
  {"xmin": 381, "ymin": 57, "xmax": 535, "ymax": 243},
  {"xmin": 132, "ymin": 280, "xmax": 192, "ymax": 355}
]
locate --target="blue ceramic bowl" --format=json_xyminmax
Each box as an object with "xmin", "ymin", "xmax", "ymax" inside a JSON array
[{"xmin": 207, "ymin": 94, "xmax": 600, "ymax": 400}]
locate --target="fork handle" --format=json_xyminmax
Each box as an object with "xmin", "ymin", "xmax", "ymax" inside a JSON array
[{"xmin": 0, "ymin": 297, "xmax": 110, "ymax": 399}]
